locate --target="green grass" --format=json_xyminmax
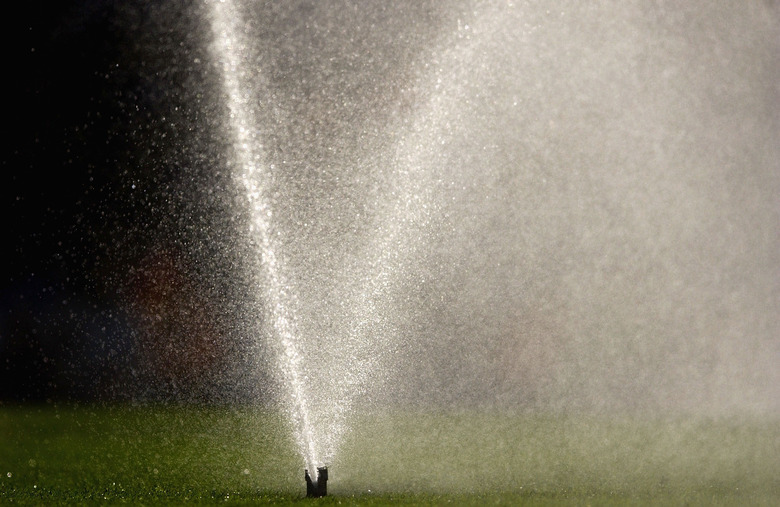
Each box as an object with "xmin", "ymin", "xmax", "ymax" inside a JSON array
[{"xmin": 1, "ymin": 404, "xmax": 778, "ymax": 505}]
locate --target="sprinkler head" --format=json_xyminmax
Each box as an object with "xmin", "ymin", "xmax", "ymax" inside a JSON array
[{"xmin": 305, "ymin": 467, "xmax": 328, "ymax": 498}]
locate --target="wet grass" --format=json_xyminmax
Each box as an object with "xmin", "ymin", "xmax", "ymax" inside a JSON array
[{"xmin": 1, "ymin": 404, "xmax": 778, "ymax": 505}]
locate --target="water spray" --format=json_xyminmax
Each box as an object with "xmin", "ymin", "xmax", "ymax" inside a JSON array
[
  {"xmin": 305, "ymin": 467, "xmax": 328, "ymax": 498},
  {"xmin": 209, "ymin": 0, "xmax": 320, "ymax": 473}
]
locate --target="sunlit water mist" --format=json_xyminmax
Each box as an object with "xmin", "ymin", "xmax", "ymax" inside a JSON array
[
  {"xmin": 208, "ymin": 0, "xmax": 319, "ymax": 473},
  {"xmin": 204, "ymin": 0, "xmax": 779, "ymax": 480}
]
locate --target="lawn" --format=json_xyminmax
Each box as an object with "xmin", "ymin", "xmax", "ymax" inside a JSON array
[{"xmin": 1, "ymin": 404, "xmax": 777, "ymax": 505}]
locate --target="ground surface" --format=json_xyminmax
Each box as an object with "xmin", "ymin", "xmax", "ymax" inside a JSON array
[{"xmin": 1, "ymin": 405, "xmax": 777, "ymax": 505}]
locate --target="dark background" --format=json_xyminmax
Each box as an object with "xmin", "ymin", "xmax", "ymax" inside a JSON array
[{"xmin": 2, "ymin": 1, "xmax": 252, "ymax": 403}]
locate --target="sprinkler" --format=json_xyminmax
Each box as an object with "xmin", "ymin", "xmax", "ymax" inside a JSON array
[{"xmin": 305, "ymin": 467, "xmax": 328, "ymax": 498}]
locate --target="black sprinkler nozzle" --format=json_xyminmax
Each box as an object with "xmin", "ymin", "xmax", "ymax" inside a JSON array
[{"xmin": 305, "ymin": 467, "xmax": 328, "ymax": 497}]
